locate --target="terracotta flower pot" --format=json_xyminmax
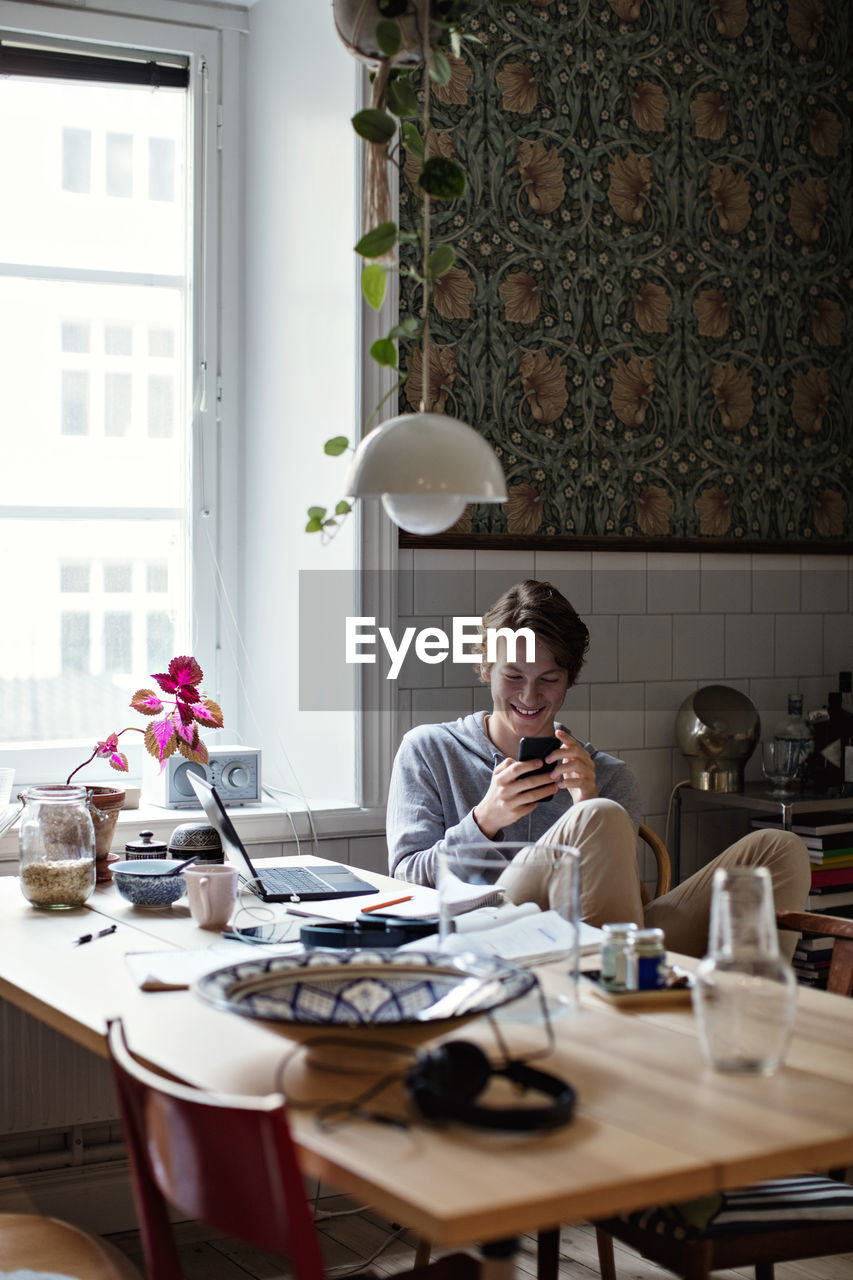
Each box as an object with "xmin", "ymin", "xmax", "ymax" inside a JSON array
[{"xmin": 86, "ymin": 786, "xmax": 126, "ymax": 884}]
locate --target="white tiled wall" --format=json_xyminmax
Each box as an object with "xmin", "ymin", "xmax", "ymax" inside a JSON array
[{"xmin": 394, "ymin": 549, "xmax": 853, "ymax": 887}]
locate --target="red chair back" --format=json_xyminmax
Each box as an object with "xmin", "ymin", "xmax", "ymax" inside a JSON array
[{"xmin": 107, "ymin": 1018, "xmax": 326, "ymax": 1280}]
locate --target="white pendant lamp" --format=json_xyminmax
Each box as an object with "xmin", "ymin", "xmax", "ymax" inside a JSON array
[{"xmin": 344, "ymin": 411, "xmax": 507, "ymax": 535}]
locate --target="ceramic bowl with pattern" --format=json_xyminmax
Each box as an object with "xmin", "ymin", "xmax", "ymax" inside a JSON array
[
  {"xmin": 193, "ymin": 948, "xmax": 536, "ymax": 1034},
  {"xmin": 112, "ymin": 859, "xmax": 188, "ymax": 908}
]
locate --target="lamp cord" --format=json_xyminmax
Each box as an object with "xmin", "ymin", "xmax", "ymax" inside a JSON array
[{"xmin": 418, "ymin": 0, "xmax": 431, "ymax": 413}]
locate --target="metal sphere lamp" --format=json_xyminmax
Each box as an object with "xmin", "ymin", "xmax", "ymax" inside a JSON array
[{"xmin": 676, "ymin": 684, "xmax": 761, "ymax": 793}]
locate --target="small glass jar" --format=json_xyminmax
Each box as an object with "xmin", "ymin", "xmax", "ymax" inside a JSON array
[
  {"xmin": 18, "ymin": 786, "xmax": 96, "ymax": 910},
  {"xmin": 634, "ymin": 927, "xmax": 666, "ymax": 990},
  {"xmin": 600, "ymin": 923, "xmax": 638, "ymax": 992}
]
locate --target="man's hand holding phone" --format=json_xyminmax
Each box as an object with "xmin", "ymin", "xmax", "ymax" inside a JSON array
[
  {"xmin": 545, "ymin": 730, "xmax": 599, "ymax": 805},
  {"xmin": 472, "ymin": 731, "xmax": 599, "ymax": 839},
  {"xmin": 472, "ymin": 751, "xmax": 560, "ymax": 838}
]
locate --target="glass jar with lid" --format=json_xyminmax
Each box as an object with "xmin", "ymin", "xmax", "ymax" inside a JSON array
[{"xmin": 18, "ymin": 786, "xmax": 96, "ymax": 910}]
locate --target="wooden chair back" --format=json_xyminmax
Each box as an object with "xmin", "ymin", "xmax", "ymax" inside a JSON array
[
  {"xmin": 638, "ymin": 823, "xmax": 671, "ymax": 905},
  {"xmin": 0, "ymin": 1212, "xmax": 140, "ymax": 1279},
  {"xmin": 107, "ymin": 1017, "xmax": 326, "ymax": 1280},
  {"xmin": 776, "ymin": 909, "xmax": 853, "ymax": 996}
]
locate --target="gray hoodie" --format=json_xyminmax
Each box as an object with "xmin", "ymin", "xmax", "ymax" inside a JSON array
[{"xmin": 387, "ymin": 710, "xmax": 641, "ymax": 885}]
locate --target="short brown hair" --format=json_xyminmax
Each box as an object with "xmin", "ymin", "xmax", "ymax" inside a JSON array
[{"xmin": 476, "ymin": 579, "xmax": 589, "ymax": 686}]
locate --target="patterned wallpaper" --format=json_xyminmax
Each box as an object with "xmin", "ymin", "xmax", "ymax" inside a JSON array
[{"xmin": 397, "ymin": 0, "xmax": 852, "ymax": 548}]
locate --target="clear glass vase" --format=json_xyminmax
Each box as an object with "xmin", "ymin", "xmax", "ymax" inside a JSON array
[
  {"xmin": 692, "ymin": 866, "xmax": 796, "ymax": 1075},
  {"xmin": 18, "ymin": 785, "xmax": 96, "ymax": 910}
]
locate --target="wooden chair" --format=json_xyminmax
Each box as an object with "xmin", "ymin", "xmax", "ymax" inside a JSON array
[
  {"xmin": 106, "ymin": 1017, "xmax": 479, "ymax": 1280},
  {"xmin": 0, "ymin": 1212, "xmax": 141, "ymax": 1279}
]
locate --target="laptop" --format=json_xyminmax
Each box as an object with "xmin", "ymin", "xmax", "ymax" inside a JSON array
[{"xmin": 187, "ymin": 773, "xmax": 379, "ymax": 903}]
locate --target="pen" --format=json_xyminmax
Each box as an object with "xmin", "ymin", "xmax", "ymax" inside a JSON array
[
  {"xmin": 361, "ymin": 895, "xmax": 414, "ymax": 915},
  {"xmin": 73, "ymin": 924, "xmax": 117, "ymax": 947}
]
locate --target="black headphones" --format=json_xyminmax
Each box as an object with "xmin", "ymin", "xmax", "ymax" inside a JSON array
[{"xmin": 405, "ymin": 1041, "xmax": 576, "ymax": 1132}]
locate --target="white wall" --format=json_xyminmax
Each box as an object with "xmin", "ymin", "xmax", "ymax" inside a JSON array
[{"xmin": 241, "ymin": 0, "xmax": 358, "ymax": 805}]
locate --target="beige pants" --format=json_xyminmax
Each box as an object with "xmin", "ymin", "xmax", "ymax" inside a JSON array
[{"xmin": 497, "ymin": 797, "xmax": 810, "ymax": 961}]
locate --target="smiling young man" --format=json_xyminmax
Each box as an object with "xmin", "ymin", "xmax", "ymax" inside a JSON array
[{"xmin": 387, "ymin": 579, "xmax": 809, "ymax": 959}]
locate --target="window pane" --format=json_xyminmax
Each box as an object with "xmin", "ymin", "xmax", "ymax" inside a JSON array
[
  {"xmin": 147, "ymin": 610, "xmax": 173, "ymax": 671},
  {"xmin": 0, "ymin": 518, "xmax": 187, "ymax": 743},
  {"xmin": 0, "ymin": 66, "xmax": 193, "ymax": 755},
  {"xmin": 62, "ymin": 321, "xmax": 90, "ymax": 353},
  {"xmin": 148, "ymin": 326, "xmax": 174, "ymax": 358},
  {"xmin": 104, "ymin": 611, "xmax": 132, "ymax": 672},
  {"xmin": 61, "ymin": 612, "xmax": 90, "ymax": 673},
  {"xmin": 61, "ymin": 370, "xmax": 89, "ymax": 435},
  {"xmin": 60, "ymin": 563, "xmax": 90, "ymax": 593},
  {"xmin": 62, "ymin": 127, "xmax": 91, "ymax": 194},
  {"xmin": 1, "ymin": 79, "xmax": 186, "ymax": 275},
  {"xmin": 104, "ymin": 563, "xmax": 132, "ymax": 593},
  {"xmin": 146, "ymin": 561, "xmax": 168, "ymax": 592},
  {"xmin": 106, "ymin": 132, "xmax": 133, "ymax": 197},
  {"xmin": 104, "ymin": 372, "xmax": 132, "ymax": 437},
  {"xmin": 105, "ymin": 324, "xmax": 132, "ymax": 356},
  {"xmin": 148, "ymin": 374, "xmax": 174, "ymax": 438},
  {"xmin": 148, "ymin": 137, "xmax": 175, "ymax": 202},
  {"xmin": 1, "ymin": 279, "xmax": 186, "ymax": 504}
]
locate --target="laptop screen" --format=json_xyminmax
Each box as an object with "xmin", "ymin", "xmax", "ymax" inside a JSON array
[{"xmin": 187, "ymin": 772, "xmax": 261, "ymax": 886}]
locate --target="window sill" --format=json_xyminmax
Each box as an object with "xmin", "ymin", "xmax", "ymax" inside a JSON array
[{"xmin": 0, "ymin": 798, "xmax": 386, "ymax": 866}]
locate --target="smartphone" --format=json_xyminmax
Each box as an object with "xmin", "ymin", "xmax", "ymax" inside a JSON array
[{"xmin": 518, "ymin": 736, "xmax": 561, "ymax": 777}]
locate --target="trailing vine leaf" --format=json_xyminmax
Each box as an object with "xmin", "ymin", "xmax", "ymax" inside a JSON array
[
  {"xmin": 375, "ymin": 18, "xmax": 402, "ymax": 57},
  {"xmin": 388, "ymin": 316, "xmax": 422, "ymax": 339},
  {"xmin": 401, "ymin": 121, "xmax": 424, "ymax": 158},
  {"xmin": 370, "ymin": 337, "xmax": 398, "ymax": 367},
  {"xmin": 351, "ymin": 108, "xmax": 397, "ymax": 144},
  {"xmin": 388, "ymin": 74, "xmax": 419, "ymax": 119},
  {"xmin": 355, "ymin": 221, "xmax": 398, "ymax": 258},
  {"xmin": 419, "ymin": 156, "xmax": 466, "ymax": 199},
  {"xmin": 307, "ymin": 506, "xmax": 327, "ymax": 520},
  {"xmin": 427, "ymin": 244, "xmax": 456, "ymax": 279},
  {"xmin": 362, "ymin": 263, "xmax": 387, "ymax": 310},
  {"xmin": 428, "ymin": 47, "xmax": 452, "ymax": 86},
  {"xmin": 324, "ymin": 437, "xmax": 349, "ymax": 456},
  {"xmin": 335, "ymin": 500, "xmax": 352, "ymax": 516},
  {"xmin": 305, "ymin": 512, "xmax": 325, "ymax": 533}
]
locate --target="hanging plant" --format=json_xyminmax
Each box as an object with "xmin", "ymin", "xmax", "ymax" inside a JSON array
[{"xmin": 306, "ymin": 0, "xmax": 481, "ymax": 539}]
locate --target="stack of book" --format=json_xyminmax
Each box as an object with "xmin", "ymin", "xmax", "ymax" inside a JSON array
[{"xmin": 751, "ymin": 810, "xmax": 853, "ymax": 988}]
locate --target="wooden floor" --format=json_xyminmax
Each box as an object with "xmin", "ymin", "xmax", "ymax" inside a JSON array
[{"xmin": 105, "ymin": 1193, "xmax": 853, "ymax": 1280}]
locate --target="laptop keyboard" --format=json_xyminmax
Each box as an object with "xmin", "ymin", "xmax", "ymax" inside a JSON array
[{"xmin": 259, "ymin": 866, "xmax": 331, "ymax": 895}]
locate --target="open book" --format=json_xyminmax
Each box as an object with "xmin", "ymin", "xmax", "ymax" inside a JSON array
[{"xmin": 402, "ymin": 903, "xmax": 604, "ymax": 966}]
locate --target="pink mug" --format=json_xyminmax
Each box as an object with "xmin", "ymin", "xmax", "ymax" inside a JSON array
[{"xmin": 184, "ymin": 864, "xmax": 238, "ymax": 930}]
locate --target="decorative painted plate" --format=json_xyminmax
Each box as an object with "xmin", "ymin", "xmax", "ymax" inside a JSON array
[{"xmin": 193, "ymin": 948, "xmax": 536, "ymax": 1028}]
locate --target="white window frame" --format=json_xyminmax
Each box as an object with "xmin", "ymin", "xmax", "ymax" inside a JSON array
[{"xmin": 0, "ymin": 0, "xmax": 242, "ymax": 789}]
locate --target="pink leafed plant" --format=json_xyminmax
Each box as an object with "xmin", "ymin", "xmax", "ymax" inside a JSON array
[{"xmin": 66, "ymin": 655, "xmax": 224, "ymax": 785}]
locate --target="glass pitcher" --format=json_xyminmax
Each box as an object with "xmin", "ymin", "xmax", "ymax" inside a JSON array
[
  {"xmin": 18, "ymin": 785, "xmax": 96, "ymax": 910},
  {"xmin": 692, "ymin": 865, "xmax": 796, "ymax": 1075}
]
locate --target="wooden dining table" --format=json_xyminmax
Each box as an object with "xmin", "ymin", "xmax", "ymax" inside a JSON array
[{"xmin": 2, "ymin": 859, "xmax": 853, "ymax": 1253}]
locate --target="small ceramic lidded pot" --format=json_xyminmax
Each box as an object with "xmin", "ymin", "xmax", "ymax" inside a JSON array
[
  {"xmin": 168, "ymin": 821, "xmax": 223, "ymax": 865},
  {"xmin": 125, "ymin": 830, "xmax": 168, "ymax": 861}
]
